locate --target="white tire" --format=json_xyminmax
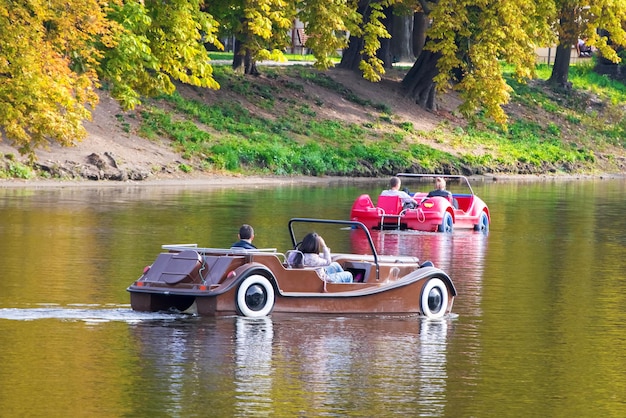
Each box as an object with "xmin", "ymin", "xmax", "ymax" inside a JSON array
[
  {"xmin": 420, "ymin": 278, "xmax": 449, "ymax": 319},
  {"xmin": 236, "ymin": 275, "xmax": 275, "ymax": 318}
]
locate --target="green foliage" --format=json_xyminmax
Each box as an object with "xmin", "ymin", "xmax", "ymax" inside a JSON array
[
  {"xmin": 407, "ymin": 144, "xmax": 458, "ymax": 171},
  {"xmin": 0, "ymin": 160, "xmax": 34, "ymax": 179},
  {"xmin": 568, "ymin": 67, "xmax": 626, "ymax": 105},
  {"xmin": 399, "ymin": 122, "xmax": 414, "ymax": 132},
  {"xmin": 459, "ymin": 122, "xmax": 594, "ymax": 169},
  {"xmin": 101, "ymin": 0, "xmax": 222, "ymax": 110},
  {"xmin": 136, "ymin": 68, "xmax": 441, "ymax": 176},
  {"xmin": 297, "ymin": 0, "xmax": 361, "ymax": 70}
]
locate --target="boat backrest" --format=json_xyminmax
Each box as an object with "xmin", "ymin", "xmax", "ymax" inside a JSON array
[
  {"xmin": 145, "ymin": 250, "xmax": 203, "ymax": 285},
  {"xmin": 202, "ymin": 255, "xmax": 243, "ymax": 285},
  {"xmin": 377, "ymin": 195, "xmax": 402, "ymax": 214},
  {"xmin": 455, "ymin": 194, "xmax": 473, "ymax": 211}
]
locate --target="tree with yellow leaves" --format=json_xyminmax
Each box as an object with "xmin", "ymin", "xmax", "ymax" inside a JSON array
[
  {"xmin": 0, "ymin": 0, "xmax": 107, "ymax": 159},
  {"xmin": 549, "ymin": 0, "xmax": 626, "ymax": 88},
  {"xmin": 207, "ymin": 0, "xmax": 359, "ymax": 75},
  {"xmin": 0, "ymin": 0, "xmax": 222, "ymax": 159},
  {"xmin": 299, "ymin": 0, "xmax": 362, "ymax": 71},
  {"xmin": 206, "ymin": 0, "xmax": 295, "ymax": 75},
  {"xmin": 335, "ymin": 0, "xmax": 556, "ymax": 124},
  {"xmin": 402, "ymin": 0, "xmax": 556, "ymax": 124},
  {"xmin": 100, "ymin": 0, "xmax": 222, "ymax": 109}
]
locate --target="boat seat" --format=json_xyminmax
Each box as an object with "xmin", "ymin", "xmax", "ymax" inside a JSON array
[
  {"xmin": 145, "ymin": 250, "xmax": 202, "ymax": 285},
  {"xmin": 378, "ymin": 195, "xmax": 403, "ymax": 214},
  {"xmin": 203, "ymin": 255, "xmax": 238, "ymax": 285},
  {"xmin": 428, "ymin": 190, "xmax": 459, "ymax": 209},
  {"xmin": 377, "ymin": 195, "xmax": 404, "ymax": 228}
]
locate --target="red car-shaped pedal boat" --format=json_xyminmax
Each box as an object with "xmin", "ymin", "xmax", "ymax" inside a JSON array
[
  {"xmin": 128, "ymin": 218, "xmax": 457, "ymax": 319},
  {"xmin": 350, "ymin": 173, "xmax": 490, "ymax": 233}
]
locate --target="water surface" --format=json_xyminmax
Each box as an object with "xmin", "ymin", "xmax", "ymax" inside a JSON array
[{"xmin": 1, "ymin": 178, "xmax": 626, "ymax": 417}]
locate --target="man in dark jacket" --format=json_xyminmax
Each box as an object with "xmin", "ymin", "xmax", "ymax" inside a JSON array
[
  {"xmin": 231, "ymin": 224, "xmax": 257, "ymax": 249},
  {"xmin": 427, "ymin": 177, "xmax": 458, "ymax": 209}
]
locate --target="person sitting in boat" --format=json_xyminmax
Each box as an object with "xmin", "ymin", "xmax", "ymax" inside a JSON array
[
  {"xmin": 288, "ymin": 232, "xmax": 353, "ymax": 283},
  {"xmin": 231, "ymin": 224, "xmax": 257, "ymax": 250},
  {"xmin": 427, "ymin": 177, "xmax": 458, "ymax": 209},
  {"xmin": 380, "ymin": 176, "xmax": 418, "ymax": 209}
]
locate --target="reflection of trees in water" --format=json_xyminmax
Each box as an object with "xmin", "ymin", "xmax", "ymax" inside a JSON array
[{"xmin": 130, "ymin": 319, "xmax": 239, "ymax": 415}]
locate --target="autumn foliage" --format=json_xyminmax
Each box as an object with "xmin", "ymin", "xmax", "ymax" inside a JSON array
[
  {"xmin": 0, "ymin": 0, "xmax": 221, "ymax": 159},
  {"xmin": 2, "ymin": 0, "xmax": 626, "ymax": 158}
]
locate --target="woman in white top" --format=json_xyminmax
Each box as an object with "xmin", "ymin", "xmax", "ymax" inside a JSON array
[{"xmin": 289, "ymin": 232, "xmax": 353, "ymax": 283}]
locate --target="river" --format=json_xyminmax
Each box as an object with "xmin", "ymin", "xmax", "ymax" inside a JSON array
[{"xmin": 1, "ymin": 177, "xmax": 625, "ymax": 417}]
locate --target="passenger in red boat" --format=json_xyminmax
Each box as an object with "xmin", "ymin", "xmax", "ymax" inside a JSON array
[
  {"xmin": 231, "ymin": 224, "xmax": 257, "ymax": 249},
  {"xmin": 289, "ymin": 232, "xmax": 353, "ymax": 283},
  {"xmin": 427, "ymin": 177, "xmax": 451, "ymax": 199},
  {"xmin": 427, "ymin": 177, "xmax": 458, "ymax": 209},
  {"xmin": 380, "ymin": 176, "xmax": 418, "ymax": 209}
]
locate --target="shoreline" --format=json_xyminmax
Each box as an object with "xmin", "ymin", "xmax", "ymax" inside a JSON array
[{"xmin": 1, "ymin": 172, "xmax": 624, "ymax": 190}]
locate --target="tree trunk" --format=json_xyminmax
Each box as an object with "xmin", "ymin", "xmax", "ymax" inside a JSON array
[
  {"xmin": 412, "ymin": 12, "xmax": 428, "ymax": 59},
  {"xmin": 548, "ymin": 5, "xmax": 575, "ymax": 89},
  {"xmin": 338, "ymin": 35, "xmax": 365, "ymax": 70},
  {"xmin": 548, "ymin": 43, "xmax": 572, "ymax": 89},
  {"xmin": 338, "ymin": 0, "xmax": 371, "ymax": 71},
  {"xmin": 391, "ymin": 13, "xmax": 414, "ymax": 63},
  {"xmin": 232, "ymin": 38, "xmax": 259, "ymax": 75},
  {"xmin": 401, "ymin": 49, "xmax": 441, "ymax": 110},
  {"xmin": 377, "ymin": 5, "xmax": 394, "ymax": 68}
]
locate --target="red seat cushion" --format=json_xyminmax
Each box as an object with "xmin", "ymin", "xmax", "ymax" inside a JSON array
[{"xmin": 377, "ymin": 195, "xmax": 402, "ymax": 214}]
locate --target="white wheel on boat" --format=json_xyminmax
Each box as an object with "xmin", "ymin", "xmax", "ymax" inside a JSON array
[
  {"xmin": 420, "ymin": 278, "xmax": 448, "ymax": 319},
  {"xmin": 236, "ymin": 275, "xmax": 275, "ymax": 318}
]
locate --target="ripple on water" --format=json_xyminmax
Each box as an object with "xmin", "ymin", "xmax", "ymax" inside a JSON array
[{"xmin": 0, "ymin": 305, "xmax": 187, "ymax": 323}]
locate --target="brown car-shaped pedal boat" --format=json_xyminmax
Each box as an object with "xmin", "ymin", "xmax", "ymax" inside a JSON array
[{"xmin": 127, "ymin": 218, "xmax": 457, "ymax": 319}]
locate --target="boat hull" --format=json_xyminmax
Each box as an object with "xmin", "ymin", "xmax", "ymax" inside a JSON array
[{"xmin": 130, "ymin": 268, "xmax": 454, "ymax": 316}]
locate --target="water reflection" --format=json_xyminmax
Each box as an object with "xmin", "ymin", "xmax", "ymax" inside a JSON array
[
  {"xmin": 235, "ymin": 317, "xmax": 274, "ymax": 417},
  {"xmin": 418, "ymin": 319, "xmax": 449, "ymax": 416},
  {"xmin": 128, "ymin": 315, "xmax": 454, "ymax": 416},
  {"xmin": 4, "ymin": 179, "xmax": 626, "ymax": 416},
  {"xmin": 0, "ymin": 305, "xmax": 184, "ymax": 323}
]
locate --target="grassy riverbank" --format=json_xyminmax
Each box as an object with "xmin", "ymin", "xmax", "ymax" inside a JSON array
[
  {"xmin": 2, "ymin": 59, "xmax": 626, "ymax": 180},
  {"xmin": 139, "ymin": 62, "xmax": 626, "ymax": 176}
]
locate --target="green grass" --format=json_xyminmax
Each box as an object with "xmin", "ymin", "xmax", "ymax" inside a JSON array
[
  {"xmin": 131, "ymin": 62, "xmax": 626, "ymax": 177},
  {"xmin": 0, "ymin": 154, "xmax": 35, "ymax": 179}
]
